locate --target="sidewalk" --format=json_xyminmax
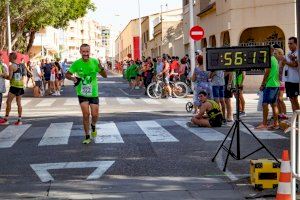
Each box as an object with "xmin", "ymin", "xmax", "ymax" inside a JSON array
[{"xmin": 45, "ymin": 176, "xmax": 243, "ymax": 200}]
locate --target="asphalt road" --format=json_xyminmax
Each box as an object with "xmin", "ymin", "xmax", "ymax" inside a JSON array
[{"xmin": 0, "ymin": 72, "xmax": 292, "ymax": 199}]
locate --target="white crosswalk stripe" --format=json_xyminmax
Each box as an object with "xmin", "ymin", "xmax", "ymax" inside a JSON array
[
  {"xmin": 136, "ymin": 120, "xmax": 179, "ymax": 142},
  {"xmin": 64, "ymin": 98, "xmax": 78, "ymax": 106},
  {"xmin": 0, "ymin": 118, "xmax": 287, "ymax": 148},
  {"xmin": 95, "ymin": 122, "xmax": 124, "ymax": 143},
  {"xmin": 142, "ymin": 98, "xmax": 161, "ymax": 105},
  {"xmin": 99, "ymin": 97, "xmax": 107, "ymax": 105},
  {"xmin": 175, "ymin": 120, "xmax": 229, "ymax": 141},
  {"xmin": 36, "ymin": 99, "xmax": 56, "ymax": 107},
  {"xmin": 239, "ymin": 123, "xmax": 286, "ymax": 140},
  {"xmin": 38, "ymin": 122, "xmax": 73, "ymax": 146},
  {"xmin": 116, "ymin": 97, "xmax": 134, "ymax": 105},
  {"xmin": 0, "ymin": 124, "xmax": 31, "ymax": 148},
  {"xmin": 11, "ymin": 99, "xmax": 31, "ymax": 108},
  {"xmin": 168, "ymin": 98, "xmax": 188, "ymax": 104}
]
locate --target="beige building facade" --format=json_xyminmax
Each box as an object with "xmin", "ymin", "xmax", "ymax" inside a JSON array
[
  {"xmin": 115, "ymin": 9, "xmax": 184, "ymax": 62},
  {"xmin": 183, "ymin": 0, "xmax": 297, "ymax": 91},
  {"xmin": 115, "ymin": 18, "xmax": 143, "ymax": 62},
  {"xmin": 141, "ymin": 9, "xmax": 184, "ymax": 59}
]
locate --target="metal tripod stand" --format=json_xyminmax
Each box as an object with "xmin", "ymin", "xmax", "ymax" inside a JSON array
[{"xmin": 211, "ymin": 70, "xmax": 279, "ymax": 171}]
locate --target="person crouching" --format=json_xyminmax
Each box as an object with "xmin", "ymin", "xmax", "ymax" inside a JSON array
[{"xmin": 187, "ymin": 91, "xmax": 223, "ymax": 128}]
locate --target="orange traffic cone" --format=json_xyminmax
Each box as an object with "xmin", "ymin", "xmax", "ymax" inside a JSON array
[{"xmin": 276, "ymin": 150, "xmax": 292, "ymax": 200}]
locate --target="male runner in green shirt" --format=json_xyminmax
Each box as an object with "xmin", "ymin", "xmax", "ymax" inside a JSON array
[{"xmin": 65, "ymin": 44, "xmax": 107, "ymax": 144}]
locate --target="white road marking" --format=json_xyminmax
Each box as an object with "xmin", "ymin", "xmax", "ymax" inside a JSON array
[
  {"xmin": 11, "ymin": 99, "xmax": 31, "ymax": 108},
  {"xmin": 30, "ymin": 161, "xmax": 115, "ymax": 182},
  {"xmin": 116, "ymin": 97, "xmax": 134, "ymax": 105},
  {"xmin": 136, "ymin": 121, "xmax": 179, "ymax": 142},
  {"xmin": 240, "ymin": 123, "xmax": 286, "ymax": 140},
  {"xmin": 99, "ymin": 97, "xmax": 107, "ymax": 105},
  {"xmin": 36, "ymin": 99, "xmax": 56, "ymax": 107},
  {"xmin": 95, "ymin": 122, "xmax": 124, "ymax": 143},
  {"xmin": 215, "ymin": 150, "xmax": 239, "ymax": 181},
  {"xmin": 168, "ymin": 98, "xmax": 188, "ymax": 104},
  {"xmin": 142, "ymin": 98, "xmax": 161, "ymax": 105},
  {"xmin": 38, "ymin": 122, "xmax": 73, "ymax": 146},
  {"xmin": 64, "ymin": 98, "xmax": 78, "ymax": 106},
  {"xmin": 0, "ymin": 124, "xmax": 31, "ymax": 148},
  {"xmin": 175, "ymin": 120, "xmax": 229, "ymax": 141}
]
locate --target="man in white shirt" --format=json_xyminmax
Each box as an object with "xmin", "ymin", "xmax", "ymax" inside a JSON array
[
  {"xmin": 282, "ymin": 37, "xmax": 299, "ymax": 112},
  {"xmin": 33, "ymin": 62, "xmax": 43, "ymax": 93}
]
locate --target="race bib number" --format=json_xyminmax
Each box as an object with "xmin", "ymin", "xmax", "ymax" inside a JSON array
[
  {"xmin": 14, "ymin": 73, "xmax": 21, "ymax": 81},
  {"xmin": 81, "ymin": 84, "xmax": 92, "ymax": 96}
]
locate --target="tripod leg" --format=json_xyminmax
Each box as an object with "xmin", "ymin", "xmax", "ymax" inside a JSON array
[
  {"xmin": 240, "ymin": 121, "xmax": 279, "ymax": 162},
  {"xmin": 223, "ymin": 124, "xmax": 238, "ymax": 171},
  {"xmin": 212, "ymin": 121, "xmax": 236, "ymax": 162}
]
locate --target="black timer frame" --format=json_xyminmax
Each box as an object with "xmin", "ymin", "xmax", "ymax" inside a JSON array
[{"xmin": 204, "ymin": 46, "xmax": 279, "ymax": 172}]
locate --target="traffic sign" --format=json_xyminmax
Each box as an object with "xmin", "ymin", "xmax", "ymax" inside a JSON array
[{"xmin": 190, "ymin": 26, "xmax": 205, "ymax": 41}]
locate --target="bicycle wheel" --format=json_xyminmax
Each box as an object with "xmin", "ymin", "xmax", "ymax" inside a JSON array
[
  {"xmin": 186, "ymin": 102, "xmax": 193, "ymax": 113},
  {"xmin": 147, "ymin": 82, "xmax": 163, "ymax": 99},
  {"xmin": 173, "ymin": 82, "xmax": 188, "ymax": 98}
]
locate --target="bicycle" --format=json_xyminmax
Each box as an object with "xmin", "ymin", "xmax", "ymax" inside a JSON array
[{"xmin": 147, "ymin": 74, "xmax": 189, "ymax": 99}]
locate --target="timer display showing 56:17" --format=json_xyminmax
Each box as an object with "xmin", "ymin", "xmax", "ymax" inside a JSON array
[{"xmin": 206, "ymin": 46, "xmax": 271, "ymax": 71}]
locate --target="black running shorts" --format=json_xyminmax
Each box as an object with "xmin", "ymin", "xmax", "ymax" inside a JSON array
[
  {"xmin": 9, "ymin": 86, "xmax": 24, "ymax": 96},
  {"xmin": 78, "ymin": 96, "xmax": 99, "ymax": 105}
]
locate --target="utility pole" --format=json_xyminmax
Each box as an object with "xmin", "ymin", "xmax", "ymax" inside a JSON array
[
  {"xmin": 189, "ymin": 0, "xmax": 196, "ymax": 75},
  {"xmin": 297, "ymin": 0, "xmax": 299, "ymax": 69},
  {"xmin": 138, "ymin": 0, "xmax": 142, "ymax": 61},
  {"xmin": 6, "ymin": 0, "xmax": 12, "ymax": 53}
]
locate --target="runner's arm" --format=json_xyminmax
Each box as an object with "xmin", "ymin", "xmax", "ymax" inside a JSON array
[
  {"xmin": 65, "ymin": 71, "xmax": 77, "ymax": 83},
  {"xmin": 98, "ymin": 59, "xmax": 107, "ymax": 78},
  {"xmin": 195, "ymin": 103, "xmax": 208, "ymax": 119},
  {"xmin": 260, "ymin": 68, "xmax": 270, "ymax": 91},
  {"xmin": 5, "ymin": 64, "xmax": 14, "ymax": 80}
]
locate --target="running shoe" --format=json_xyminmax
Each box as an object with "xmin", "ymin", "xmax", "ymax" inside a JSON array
[
  {"xmin": 91, "ymin": 129, "xmax": 97, "ymax": 138},
  {"xmin": 14, "ymin": 121, "xmax": 23, "ymax": 126},
  {"xmin": 82, "ymin": 137, "xmax": 92, "ymax": 144}
]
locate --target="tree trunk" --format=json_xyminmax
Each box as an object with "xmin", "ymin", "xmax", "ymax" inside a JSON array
[
  {"xmin": 11, "ymin": 31, "xmax": 23, "ymax": 49},
  {"xmin": 26, "ymin": 30, "xmax": 36, "ymax": 53}
]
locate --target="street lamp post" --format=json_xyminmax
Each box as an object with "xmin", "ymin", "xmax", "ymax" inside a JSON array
[
  {"xmin": 6, "ymin": 0, "xmax": 12, "ymax": 53},
  {"xmin": 138, "ymin": 0, "xmax": 142, "ymax": 61}
]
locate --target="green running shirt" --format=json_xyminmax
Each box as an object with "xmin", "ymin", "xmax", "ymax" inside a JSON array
[{"xmin": 69, "ymin": 58, "xmax": 100, "ymax": 97}]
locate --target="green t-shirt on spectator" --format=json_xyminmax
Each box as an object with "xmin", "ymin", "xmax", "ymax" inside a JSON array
[
  {"xmin": 266, "ymin": 56, "xmax": 280, "ymax": 87},
  {"xmin": 69, "ymin": 58, "xmax": 100, "ymax": 97}
]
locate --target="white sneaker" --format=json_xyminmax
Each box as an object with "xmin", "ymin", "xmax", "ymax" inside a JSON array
[
  {"xmin": 57, "ymin": 91, "xmax": 61, "ymax": 96},
  {"xmin": 52, "ymin": 92, "xmax": 57, "ymax": 96}
]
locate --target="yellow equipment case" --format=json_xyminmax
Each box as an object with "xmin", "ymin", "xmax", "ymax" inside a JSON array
[{"xmin": 250, "ymin": 159, "xmax": 281, "ymax": 190}]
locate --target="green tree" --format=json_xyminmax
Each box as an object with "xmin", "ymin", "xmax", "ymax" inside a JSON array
[{"xmin": 0, "ymin": 0, "xmax": 95, "ymax": 53}]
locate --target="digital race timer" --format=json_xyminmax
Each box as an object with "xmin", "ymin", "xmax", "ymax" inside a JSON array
[{"xmin": 204, "ymin": 46, "xmax": 271, "ymax": 71}]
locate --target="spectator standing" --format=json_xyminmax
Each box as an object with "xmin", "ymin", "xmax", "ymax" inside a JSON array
[
  {"xmin": 33, "ymin": 61, "xmax": 43, "ymax": 96},
  {"xmin": 61, "ymin": 59, "xmax": 68, "ymax": 87},
  {"xmin": 233, "ymin": 71, "xmax": 246, "ymax": 116},
  {"xmin": 282, "ymin": 37, "xmax": 299, "ymax": 112},
  {"xmin": 42, "ymin": 58, "xmax": 52, "ymax": 95},
  {"xmin": 25, "ymin": 61, "xmax": 34, "ymax": 88},
  {"xmin": 274, "ymin": 48, "xmax": 287, "ymax": 119},
  {"xmin": 210, "ymin": 70, "xmax": 226, "ymax": 123},
  {"xmin": 256, "ymin": 47, "xmax": 280, "ymax": 130},
  {"xmin": 191, "ymin": 55, "xmax": 212, "ymax": 113}
]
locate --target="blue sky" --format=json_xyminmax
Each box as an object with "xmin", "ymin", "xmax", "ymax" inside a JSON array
[{"xmin": 88, "ymin": 0, "xmax": 182, "ymax": 37}]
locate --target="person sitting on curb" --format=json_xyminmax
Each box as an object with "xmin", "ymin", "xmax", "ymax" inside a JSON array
[{"xmin": 187, "ymin": 91, "xmax": 223, "ymax": 128}]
